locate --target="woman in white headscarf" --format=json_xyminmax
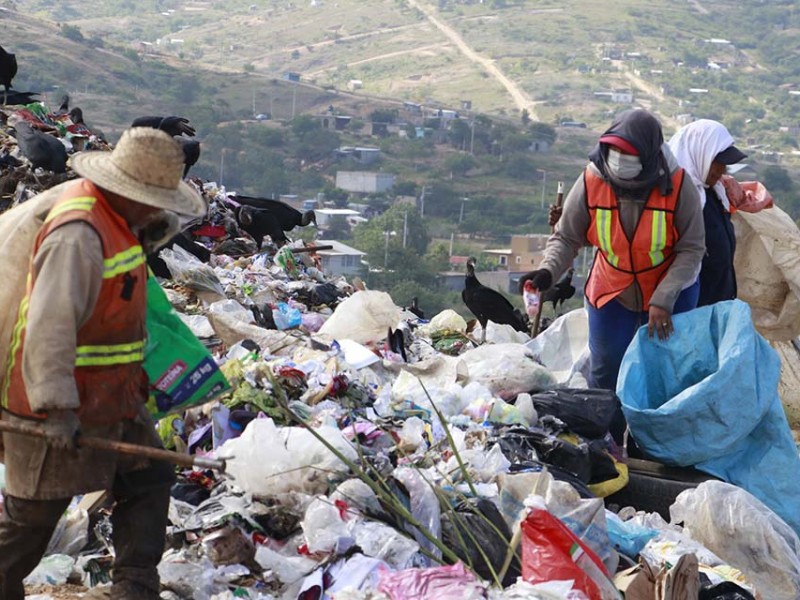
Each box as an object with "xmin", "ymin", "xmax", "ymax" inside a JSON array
[{"xmin": 668, "ymin": 119, "xmax": 747, "ymax": 307}]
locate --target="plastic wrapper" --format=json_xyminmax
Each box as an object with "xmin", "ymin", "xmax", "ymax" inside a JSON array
[
  {"xmin": 377, "ymin": 562, "xmax": 486, "ymax": 600},
  {"xmin": 23, "ymin": 554, "xmax": 75, "ymax": 586},
  {"xmin": 161, "ymin": 244, "xmax": 226, "ymax": 297},
  {"xmin": 274, "ymin": 302, "xmax": 302, "ymax": 330},
  {"xmin": 521, "ymin": 501, "xmax": 620, "ymax": 600},
  {"xmin": 525, "ymin": 308, "xmax": 590, "ymax": 387},
  {"xmin": 319, "ymin": 291, "xmax": 402, "ymax": 344},
  {"xmin": 604, "ymin": 510, "xmax": 657, "ymax": 558},
  {"xmin": 145, "ymin": 277, "xmax": 231, "ymax": 419},
  {"xmin": 721, "ymin": 176, "xmax": 773, "ymax": 213},
  {"xmin": 497, "ymin": 470, "xmax": 617, "ymax": 575},
  {"xmin": 219, "ymin": 418, "xmax": 358, "ymax": 496},
  {"xmin": 395, "ymin": 467, "xmax": 442, "ymax": 559},
  {"xmin": 45, "ymin": 507, "xmax": 89, "ymax": 558},
  {"xmin": 671, "ymin": 480, "xmax": 800, "ymax": 600},
  {"xmin": 418, "ymin": 309, "xmax": 468, "ymax": 336},
  {"xmin": 460, "ymin": 343, "xmax": 556, "ymax": 399}
]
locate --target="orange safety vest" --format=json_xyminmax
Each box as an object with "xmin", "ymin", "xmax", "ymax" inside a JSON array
[
  {"xmin": 1, "ymin": 179, "xmax": 148, "ymax": 426},
  {"xmin": 584, "ymin": 168, "xmax": 685, "ymax": 310}
]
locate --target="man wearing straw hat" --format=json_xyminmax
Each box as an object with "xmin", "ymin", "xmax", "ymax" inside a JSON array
[{"xmin": 0, "ymin": 128, "xmax": 206, "ymax": 599}]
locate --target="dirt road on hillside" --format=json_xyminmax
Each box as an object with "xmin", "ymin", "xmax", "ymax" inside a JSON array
[{"xmin": 405, "ymin": 0, "xmax": 538, "ymax": 119}]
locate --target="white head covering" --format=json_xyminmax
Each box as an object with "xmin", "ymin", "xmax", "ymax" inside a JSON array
[{"xmin": 668, "ymin": 119, "xmax": 736, "ymax": 210}]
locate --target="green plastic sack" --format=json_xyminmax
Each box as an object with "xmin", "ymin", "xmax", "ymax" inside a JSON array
[{"xmin": 144, "ymin": 277, "xmax": 230, "ymax": 419}]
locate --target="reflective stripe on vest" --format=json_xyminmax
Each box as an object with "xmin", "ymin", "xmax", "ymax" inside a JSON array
[
  {"xmin": 75, "ymin": 340, "xmax": 146, "ymax": 367},
  {"xmin": 649, "ymin": 209, "xmax": 668, "ymax": 266},
  {"xmin": 44, "ymin": 196, "xmax": 96, "ymax": 223},
  {"xmin": 595, "ymin": 208, "xmax": 619, "ymax": 267},
  {"xmin": 0, "ymin": 277, "xmax": 31, "ymax": 410},
  {"xmin": 103, "ymin": 245, "xmax": 145, "ymax": 279}
]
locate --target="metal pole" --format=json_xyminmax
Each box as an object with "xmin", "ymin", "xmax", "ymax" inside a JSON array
[
  {"xmin": 403, "ymin": 211, "xmax": 408, "ymax": 248},
  {"xmin": 0, "ymin": 419, "xmax": 227, "ymax": 471}
]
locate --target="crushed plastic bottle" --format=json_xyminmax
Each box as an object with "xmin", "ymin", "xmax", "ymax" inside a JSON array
[{"xmin": 523, "ymin": 280, "xmax": 541, "ymax": 318}]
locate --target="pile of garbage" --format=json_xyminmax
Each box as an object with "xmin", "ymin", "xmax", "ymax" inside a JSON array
[
  {"xmin": 3, "ymin": 100, "xmax": 800, "ymax": 600},
  {"xmin": 7, "ymin": 228, "xmax": 799, "ymax": 600}
]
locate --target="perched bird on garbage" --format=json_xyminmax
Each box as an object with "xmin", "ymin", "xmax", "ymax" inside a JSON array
[
  {"xmin": 175, "ymin": 136, "xmax": 200, "ymax": 178},
  {"xmin": 462, "ymin": 257, "xmax": 528, "ymax": 344},
  {"xmin": 387, "ymin": 327, "xmax": 408, "ymax": 362},
  {"xmin": 405, "ymin": 296, "xmax": 425, "ymax": 320},
  {"xmin": 131, "ymin": 115, "xmax": 198, "ymax": 177},
  {"xmin": 147, "ymin": 231, "xmax": 211, "ymax": 279},
  {"xmin": 1, "ymin": 90, "xmax": 38, "ymax": 106},
  {"xmin": 235, "ymin": 197, "xmax": 316, "ymax": 249},
  {"xmin": 11, "ymin": 120, "xmax": 67, "ymax": 173},
  {"xmin": 56, "ymin": 93, "xmax": 70, "ymax": 115},
  {"xmin": 0, "ymin": 46, "xmax": 17, "ymax": 105},
  {"xmin": 541, "ymin": 268, "xmax": 576, "ymax": 315},
  {"xmin": 130, "ymin": 115, "xmax": 196, "ymax": 138}
]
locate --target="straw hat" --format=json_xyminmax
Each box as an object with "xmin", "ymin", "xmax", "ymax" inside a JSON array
[{"xmin": 70, "ymin": 127, "xmax": 206, "ymax": 217}]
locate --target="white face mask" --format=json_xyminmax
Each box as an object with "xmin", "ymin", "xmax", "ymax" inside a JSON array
[{"xmin": 607, "ymin": 148, "xmax": 642, "ymax": 179}]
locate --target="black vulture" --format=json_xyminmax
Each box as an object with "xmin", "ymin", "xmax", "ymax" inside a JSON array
[
  {"xmin": 130, "ymin": 115, "xmax": 196, "ymax": 137},
  {"xmin": 12, "ymin": 120, "xmax": 67, "ymax": 173},
  {"xmin": 462, "ymin": 257, "xmax": 528, "ymax": 344},
  {"xmin": 236, "ymin": 197, "xmax": 316, "ymax": 250},
  {"xmin": 130, "ymin": 115, "xmax": 198, "ymax": 177},
  {"xmin": 175, "ymin": 137, "xmax": 201, "ymax": 178},
  {"xmin": 2, "ymin": 90, "xmax": 39, "ymax": 106},
  {"xmin": 56, "ymin": 93, "xmax": 70, "ymax": 114},
  {"xmin": 147, "ymin": 232, "xmax": 211, "ymax": 279},
  {"xmin": 541, "ymin": 268, "xmax": 576, "ymax": 315},
  {"xmin": 0, "ymin": 46, "xmax": 17, "ymax": 105},
  {"xmin": 68, "ymin": 107, "xmax": 84, "ymax": 124},
  {"xmin": 405, "ymin": 296, "xmax": 425, "ymax": 320}
]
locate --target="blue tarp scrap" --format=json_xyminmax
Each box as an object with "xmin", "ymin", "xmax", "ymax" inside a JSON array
[{"xmin": 617, "ymin": 299, "xmax": 800, "ymax": 535}]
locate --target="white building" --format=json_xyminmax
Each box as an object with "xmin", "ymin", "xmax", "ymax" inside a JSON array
[
  {"xmin": 315, "ymin": 208, "xmax": 363, "ymax": 228},
  {"xmin": 316, "ymin": 241, "xmax": 367, "ymax": 277},
  {"xmin": 335, "ymin": 171, "xmax": 395, "ymax": 194}
]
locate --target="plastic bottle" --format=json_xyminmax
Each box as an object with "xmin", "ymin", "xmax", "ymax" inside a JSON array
[{"xmin": 523, "ymin": 280, "xmax": 541, "ymax": 317}]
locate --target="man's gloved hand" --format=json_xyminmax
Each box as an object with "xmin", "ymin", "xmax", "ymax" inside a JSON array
[
  {"xmin": 44, "ymin": 410, "xmax": 81, "ymax": 450},
  {"xmin": 518, "ymin": 269, "xmax": 553, "ymax": 294}
]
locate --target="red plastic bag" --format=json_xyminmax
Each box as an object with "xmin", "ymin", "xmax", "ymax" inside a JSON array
[
  {"xmin": 721, "ymin": 176, "xmax": 773, "ymax": 213},
  {"xmin": 521, "ymin": 506, "xmax": 620, "ymax": 600}
]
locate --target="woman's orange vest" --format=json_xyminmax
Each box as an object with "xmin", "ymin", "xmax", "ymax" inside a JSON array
[
  {"xmin": 1, "ymin": 180, "xmax": 148, "ymax": 426},
  {"xmin": 584, "ymin": 168, "xmax": 685, "ymax": 310}
]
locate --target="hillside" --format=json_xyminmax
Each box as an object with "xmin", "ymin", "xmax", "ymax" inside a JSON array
[{"xmin": 3, "ymin": 0, "xmax": 800, "ymax": 230}]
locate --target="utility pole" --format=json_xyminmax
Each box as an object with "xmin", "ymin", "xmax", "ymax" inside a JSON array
[
  {"xmin": 291, "ymin": 83, "xmax": 297, "ymax": 119},
  {"xmin": 459, "ymin": 197, "xmax": 469, "ymax": 225},
  {"xmin": 219, "ymin": 149, "xmax": 225, "ymax": 187},
  {"xmin": 419, "ymin": 185, "xmax": 426, "ymax": 217},
  {"xmin": 403, "ymin": 211, "xmax": 408, "ymax": 249},
  {"xmin": 449, "ymin": 232, "xmax": 454, "ymax": 256},
  {"xmin": 470, "ymin": 115, "xmax": 475, "ymax": 155}
]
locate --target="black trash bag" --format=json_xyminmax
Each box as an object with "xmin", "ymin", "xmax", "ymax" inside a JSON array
[
  {"xmin": 441, "ymin": 498, "xmax": 520, "ymax": 586},
  {"xmin": 170, "ymin": 481, "xmax": 211, "ymax": 506},
  {"xmin": 587, "ymin": 439, "xmax": 621, "ymax": 485},
  {"xmin": 311, "ymin": 282, "xmax": 342, "ymax": 307},
  {"xmin": 496, "ymin": 427, "xmax": 593, "ymax": 482},
  {"xmin": 529, "ymin": 388, "xmax": 620, "ymax": 439},
  {"xmin": 699, "ymin": 581, "xmax": 756, "ymax": 600}
]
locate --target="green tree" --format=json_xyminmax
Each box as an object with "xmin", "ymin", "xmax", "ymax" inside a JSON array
[
  {"xmin": 761, "ymin": 165, "xmax": 794, "ymax": 193},
  {"xmin": 444, "ymin": 153, "xmax": 477, "ymax": 176}
]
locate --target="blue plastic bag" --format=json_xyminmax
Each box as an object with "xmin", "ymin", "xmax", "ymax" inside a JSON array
[
  {"xmin": 604, "ymin": 510, "xmax": 657, "ymax": 558},
  {"xmin": 617, "ymin": 300, "xmax": 800, "ymax": 535},
  {"xmin": 273, "ymin": 302, "xmax": 302, "ymax": 330}
]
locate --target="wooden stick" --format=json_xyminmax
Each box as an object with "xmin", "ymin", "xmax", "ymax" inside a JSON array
[{"xmin": 0, "ymin": 419, "xmax": 226, "ymax": 472}]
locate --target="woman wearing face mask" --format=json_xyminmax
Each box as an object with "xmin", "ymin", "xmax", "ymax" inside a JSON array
[
  {"xmin": 668, "ymin": 119, "xmax": 747, "ymax": 307},
  {"xmin": 519, "ymin": 110, "xmax": 705, "ymax": 435}
]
